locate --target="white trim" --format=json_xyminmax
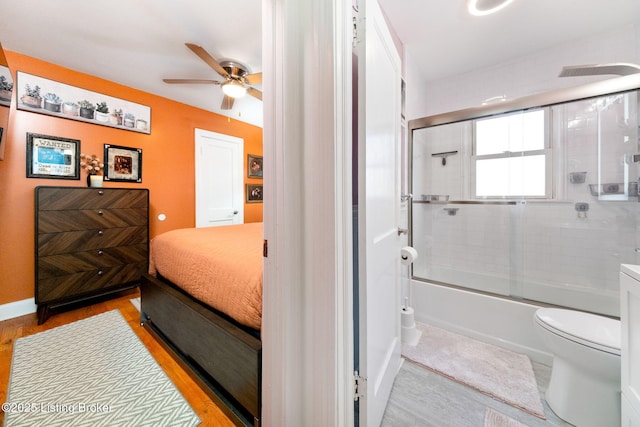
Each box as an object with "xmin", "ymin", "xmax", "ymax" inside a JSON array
[
  {"xmin": 262, "ymin": 0, "xmax": 353, "ymax": 425},
  {"xmin": 0, "ymin": 298, "xmax": 37, "ymax": 321}
]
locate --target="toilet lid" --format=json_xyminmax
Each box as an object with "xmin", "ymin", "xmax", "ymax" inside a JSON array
[{"xmin": 535, "ymin": 308, "xmax": 621, "ymax": 355}]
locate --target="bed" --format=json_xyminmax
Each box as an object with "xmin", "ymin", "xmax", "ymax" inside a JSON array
[{"xmin": 140, "ymin": 222, "xmax": 263, "ymax": 427}]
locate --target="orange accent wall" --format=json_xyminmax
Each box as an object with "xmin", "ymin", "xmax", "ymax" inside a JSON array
[{"xmin": 0, "ymin": 51, "xmax": 263, "ymax": 305}]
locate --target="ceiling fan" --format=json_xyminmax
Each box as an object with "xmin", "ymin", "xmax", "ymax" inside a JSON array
[{"xmin": 163, "ymin": 43, "xmax": 262, "ymax": 110}]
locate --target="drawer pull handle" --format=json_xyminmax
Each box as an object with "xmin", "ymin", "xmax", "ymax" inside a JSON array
[
  {"xmin": 97, "ymin": 270, "xmax": 104, "ymax": 276},
  {"xmin": 97, "ymin": 250, "xmax": 104, "ymax": 256},
  {"xmin": 98, "ymin": 190, "xmax": 104, "ymax": 196},
  {"xmin": 97, "ymin": 210, "xmax": 104, "ymax": 215},
  {"xmin": 98, "ymin": 230, "xmax": 104, "ymax": 236}
]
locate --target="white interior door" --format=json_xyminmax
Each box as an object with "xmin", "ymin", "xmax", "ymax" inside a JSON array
[
  {"xmin": 195, "ymin": 128, "xmax": 244, "ymax": 227},
  {"xmin": 357, "ymin": 0, "xmax": 402, "ymax": 424}
]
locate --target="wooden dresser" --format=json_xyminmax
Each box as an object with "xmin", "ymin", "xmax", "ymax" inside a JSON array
[{"xmin": 35, "ymin": 186, "xmax": 149, "ymax": 324}]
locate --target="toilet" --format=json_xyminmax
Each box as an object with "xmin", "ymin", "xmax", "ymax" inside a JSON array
[{"xmin": 533, "ymin": 308, "xmax": 621, "ymax": 427}]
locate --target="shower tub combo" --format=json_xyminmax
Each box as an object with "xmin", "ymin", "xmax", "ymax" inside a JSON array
[{"xmin": 408, "ymin": 75, "xmax": 640, "ymax": 364}]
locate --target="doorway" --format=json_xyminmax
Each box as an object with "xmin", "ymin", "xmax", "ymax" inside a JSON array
[{"xmin": 195, "ymin": 128, "xmax": 244, "ymax": 227}]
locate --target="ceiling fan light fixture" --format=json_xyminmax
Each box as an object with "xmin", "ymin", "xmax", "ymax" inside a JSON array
[
  {"xmin": 467, "ymin": 0, "xmax": 516, "ymax": 16},
  {"xmin": 222, "ymin": 81, "xmax": 247, "ymax": 98}
]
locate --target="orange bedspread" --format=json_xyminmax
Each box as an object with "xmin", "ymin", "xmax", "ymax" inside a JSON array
[{"xmin": 148, "ymin": 222, "xmax": 263, "ymax": 330}]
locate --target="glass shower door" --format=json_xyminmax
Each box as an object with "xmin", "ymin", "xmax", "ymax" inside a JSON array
[{"xmin": 520, "ymin": 91, "xmax": 640, "ymax": 316}]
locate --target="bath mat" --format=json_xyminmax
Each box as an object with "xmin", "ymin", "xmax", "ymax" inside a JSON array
[
  {"xmin": 402, "ymin": 322, "xmax": 546, "ymax": 419},
  {"xmin": 484, "ymin": 408, "xmax": 530, "ymax": 427},
  {"xmin": 4, "ymin": 310, "xmax": 200, "ymax": 426}
]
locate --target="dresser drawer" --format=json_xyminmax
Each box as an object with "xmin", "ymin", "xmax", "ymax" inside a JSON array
[
  {"xmin": 37, "ymin": 187, "xmax": 148, "ymax": 210},
  {"xmin": 38, "ymin": 226, "xmax": 148, "ymax": 256},
  {"xmin": 37, "ymin": 244, "xmax": 148, "ymax": 279},
  {"xmin": 38, "ymin": 208, "xmax": 148, "ymax": 233},
  {"xmin": 37, "ymin": 263, "xmax": 147, "ymax": 304}
]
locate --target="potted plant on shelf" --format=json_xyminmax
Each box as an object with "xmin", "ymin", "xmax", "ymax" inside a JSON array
[
  {"xmin": 43, "ymin": 92, "xmax": 62, "ymax": 113},
  {"xmin": 123, "ymin": 112, "xmax": 135, "ymax": 128},
  {"xmin": 21, "ymin": 84, "xmax": 42, "ymax": 108},
  {"xmin": 61, "ymin": 101, "xmax": 79, "ymax": 116},
  {"xmin": 0, "ymin": 75, "xmax": 13, "ymax": 102},
  {"xmin": 135, "ymin": 118, "xmax": 148, "ymax": 131},
  {"xmin": 80, "ymin": 153, "xmax": 104, "ymax": 187},
  {"xmin": 95, "ymin": 101, "xmax": 109, "ymax": 123},
  {"xmin": 109, "ymin": 108, "xmax": 123, "ymax": 125},
  {"xmin": 78, "ymin": 100, "xmax": 95, "ymax": 119}
]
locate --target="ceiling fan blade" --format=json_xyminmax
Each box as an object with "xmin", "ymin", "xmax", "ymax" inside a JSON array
[
  {"xmin": 185, "ymin": 43, "xmax": 230, "ymax": 79},
  {"xmin": 221, "ymin": 95, "xmax": 235, "ymax": 110},
  {"xmin": 244, "ymin": 72, "xmax": 262, "ymax": 85},
  {"xmin": 247, "ymin": 87, "xmax": 262, "ymax": 101},
  {"xmin": 163, "ymin": 78, "xmax": 223, "ymax": 84}
]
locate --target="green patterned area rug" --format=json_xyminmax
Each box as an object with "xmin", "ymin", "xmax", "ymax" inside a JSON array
[{"xmin": 4, "ymin": 310, "xmax": 200, "ymax": 427}]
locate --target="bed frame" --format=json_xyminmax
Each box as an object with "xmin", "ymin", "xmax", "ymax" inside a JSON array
[{"xmin": 140, "ymin": 273, "xmax": 261, "ymax": 427}]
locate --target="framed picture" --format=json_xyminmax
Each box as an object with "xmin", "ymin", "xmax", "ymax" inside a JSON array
[
  {"xmin": 247, "ymin": 154, "xmax": 263, "ymax": 178},
  {"xmin": 246, "ymin": 184, "xmax": 263, "ymax": 203},
  {"xmin": 17, "ymin": 72, "xmax": 151, "ymax": 134},
  {"xmin": 26, "ymin": 133, "xmax": 80, "ymax": 180},
  {"xmin": 103, "ymin": 144, "xmax": 142, "ymax": 182}
]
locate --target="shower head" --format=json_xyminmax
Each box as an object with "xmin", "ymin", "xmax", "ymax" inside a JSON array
[{"xmin": 559, "ymin": 63, "xmax": 640, "ymax": 77}]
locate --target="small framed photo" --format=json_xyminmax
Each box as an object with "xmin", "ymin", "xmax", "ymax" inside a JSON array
[
  {"xmin": 104, "ymin": 144, "xmax": 142, "ymax": 182},
  {"xmin": 26, "ymin": 133, "xmax": 80, "ymax": 180},
  {"xmin": 247, "ymin": 154, "xmax": 263, "ymax": 178},
  {"xmin": 246, "ymin": 184, "xmax": 263, "ymax": 203}
]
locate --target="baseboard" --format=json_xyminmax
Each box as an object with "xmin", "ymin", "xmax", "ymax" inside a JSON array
[{"xmin": 0, "ymin": 298, "xmax": 37, "ymax": 321}]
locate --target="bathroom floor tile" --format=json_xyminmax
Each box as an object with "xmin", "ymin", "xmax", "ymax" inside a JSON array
[{"xmin": 381, "ymin": 359, "xmax": 574, "ymax": 427}]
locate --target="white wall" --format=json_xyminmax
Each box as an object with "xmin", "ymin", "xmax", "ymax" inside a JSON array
[{"xmin": 407, "ymin": 23, "xmax": 640, "ymax": 119}]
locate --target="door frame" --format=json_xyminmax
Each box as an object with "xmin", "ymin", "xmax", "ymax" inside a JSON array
[{"xmin": 262, "ymin": 0, "xmax": 355, "ymax": 425}]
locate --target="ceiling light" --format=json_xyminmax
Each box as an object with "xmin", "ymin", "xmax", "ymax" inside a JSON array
[
  {"xmin": 467, "ymin": 0, "xmax": 516, "ymax": 16},
  {"xmin": 222, "ymin": 81, "xmax": 247, "ymax": 98},
  {"xmin": 481, "ymin": 95, "xmax": 507, "ymax": 105}
]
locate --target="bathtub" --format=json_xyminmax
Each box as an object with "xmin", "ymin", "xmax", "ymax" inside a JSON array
[{"xmin": 410, "ymin": 279, "xmax": 553, "ymax": 365}]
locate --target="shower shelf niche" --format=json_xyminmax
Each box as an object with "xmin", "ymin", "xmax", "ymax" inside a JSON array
[
  {"xmin": 419, "ymin": 194, "xmax": 449, "ymax": 201},
  {"xmin": 588, "ymin": 182, "xmax": 638, "ymax": 198}
]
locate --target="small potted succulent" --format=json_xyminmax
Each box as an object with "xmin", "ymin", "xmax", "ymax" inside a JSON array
[
  {"xmin": 0, "ymin": 75, "xmax": 13, "ymax": 102},
  {"xmin": 80, "ymin": 153, "xmax": 104, "ymax": 187},
  {"xmin": 109, "ymin": 108, "xmax": 123, "ymax": 125},
  {"xmin": 78, "ymin": 100, "xmax": 95, "ymax": 119},
  {"xmin": 61, "ymin": 101, "xmax": 79, "ymax": 116},
  {"xmin": 95, "ymin": 101, "xmax": 109, "ymax": 123},
  {"xmin": 43, "ymin": 92, "xmax": 63, "ymax": 113},
  {"xmin": 123, "ymin": 112, "xmax": 135, "ymax": 128},
  {"xmin": 135, "ymin": 118, "xmax": 148, "ymax": 131},
  {"xmin": 21, "ymin": 84, "xmax": 42, "ymax": 108}
]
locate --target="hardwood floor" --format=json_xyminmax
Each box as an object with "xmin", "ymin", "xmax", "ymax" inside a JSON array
[{"xmin": 0, "ymin": 289, "xmax": 235, "ymax": 427}]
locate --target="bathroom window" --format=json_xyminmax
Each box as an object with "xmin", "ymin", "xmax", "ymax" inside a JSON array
[{"xmin": 472, "ymin": 108, "xmax": 551, "ymax": 198}]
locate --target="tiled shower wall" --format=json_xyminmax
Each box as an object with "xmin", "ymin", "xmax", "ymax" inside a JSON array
[{"xmin": 411, "ymin": 93, "xmax": 640, "ymax": 317}]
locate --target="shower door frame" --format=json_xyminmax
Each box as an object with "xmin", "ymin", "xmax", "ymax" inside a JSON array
[{"xmin": 407, "ymin": 74, "xmax": 640, "ymax": 302}]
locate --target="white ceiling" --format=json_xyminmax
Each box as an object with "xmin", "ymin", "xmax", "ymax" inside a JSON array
[
  {"xmin": 378, "ymin": 0, "xmax": 640, "ymax": 82},
  {"xmin": 0, "ymin": 0, "xmax": 263, "ymax": 127},
  {"xmin": 1, "ymin": 0, "xmax": 639, "ymax": 129}
]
